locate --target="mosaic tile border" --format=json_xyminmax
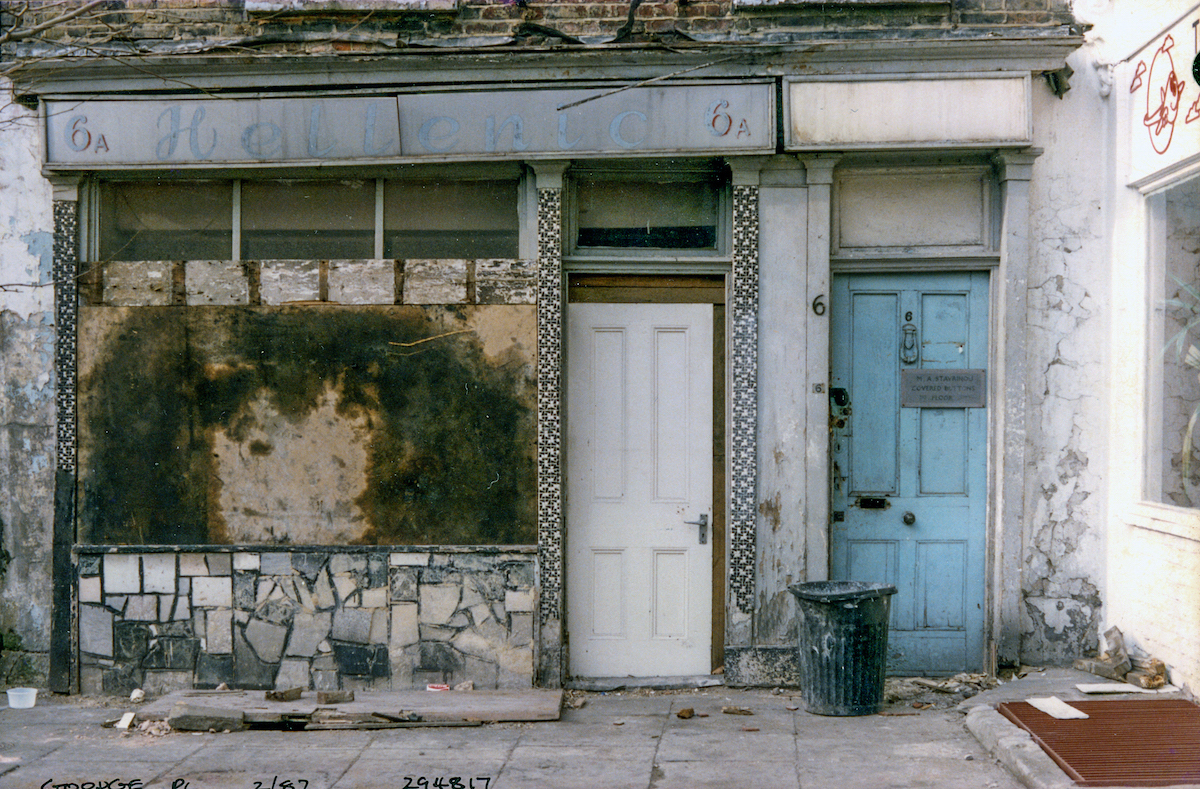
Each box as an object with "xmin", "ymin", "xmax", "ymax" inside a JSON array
[
  {"xmin": 535, "ymin": 187, "xmax": 564, "ymax": 627},
  {"xmin": 730, "ymin": 185, "xmax": 759, "ymax": 615},
  {"xmin": 53, "ymin": 200, "xmax": 78, "ymax": 474}
]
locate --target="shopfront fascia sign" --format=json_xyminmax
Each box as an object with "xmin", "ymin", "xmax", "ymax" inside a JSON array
[
  {"xmin": 1124, "ymin": 4, "xmax": 1200, "ymax": 188},
  {"xmin": 43, "ymin": 83, "xmax": 774, "ymax": 168}
]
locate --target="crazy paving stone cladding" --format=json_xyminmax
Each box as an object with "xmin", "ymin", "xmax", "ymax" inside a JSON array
[{"xmin": 76, "ymin": 549, "xmax": 536, "ymax": 695}]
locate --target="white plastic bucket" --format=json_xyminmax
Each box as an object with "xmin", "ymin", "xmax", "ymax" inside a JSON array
[{"xmin": 6, "ymin": 688, "xmax": 37, "ymax": 708}]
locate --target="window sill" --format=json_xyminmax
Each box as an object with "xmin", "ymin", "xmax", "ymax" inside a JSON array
[{"xmin": 1127, "ymin": 501, "xmax": 1200, "ymax": 543}]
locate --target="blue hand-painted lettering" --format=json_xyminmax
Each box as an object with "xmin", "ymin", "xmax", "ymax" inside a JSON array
[
  {"xmin": 418, "ymin": 117, "xmax": 460, "ymax": 153},
  {"xmin": 609, "ymin": 110, "xmax": 647, "ymax": 149}
]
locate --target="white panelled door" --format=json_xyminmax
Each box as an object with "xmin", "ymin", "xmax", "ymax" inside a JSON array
[{"xmin": 567, "ymin": 302, "xmax": 713, "ymax": 677}]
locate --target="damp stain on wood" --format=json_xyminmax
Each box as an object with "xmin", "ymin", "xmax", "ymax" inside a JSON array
[{"xmin": 77, "ymin": 305, "xmax": 536, "ymax": 546}]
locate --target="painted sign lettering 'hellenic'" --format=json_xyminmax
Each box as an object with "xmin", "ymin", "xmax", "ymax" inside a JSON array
[{"xmin": 44, "ymin": 84, "xmax": 774, "ymax": 167}]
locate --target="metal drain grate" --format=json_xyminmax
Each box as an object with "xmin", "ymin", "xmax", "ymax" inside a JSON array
[{"xmin": 997, "ymin": 698, "xmax": 1200, "ymax": 787}]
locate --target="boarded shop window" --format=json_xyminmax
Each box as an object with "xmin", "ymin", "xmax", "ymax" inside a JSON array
[
  {"xmin": 99, "ymin": 181, "xmax": 232, "ymax": 261},
  {"xmin": 574, "ymin": 177, "xmax": 720, "ymax": 250},
  {"xmin": 1158, "ymin": 178, "xmax": 1200, "ymax": 507},
  {"xmin": 384, "ymin": 180, "xmax": 519, "ymax": 258},
  {"xmin": 242, "ymin": 180, "xmax": 375, "ymax": 260}
]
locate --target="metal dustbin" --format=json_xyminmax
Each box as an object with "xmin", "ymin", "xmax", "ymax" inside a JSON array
[{"xmin": 789, "ymin": 581, "xmax": 897, "ymax": 716}]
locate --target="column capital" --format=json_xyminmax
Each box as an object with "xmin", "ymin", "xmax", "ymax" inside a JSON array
[
  {"xmin": 529, "ymin": 161, "xmax": 570, "ymax": 190},
  {"xmin": 799, "ymin": 154, "xmax": 841, "ymax": 186},
  {"xmin": 993, "ymin": 149, "xmax": 1043, "ymax": 183},
  {"xmin": 48, "ymin": 175, "xmax": 82, "ymax": 202}
]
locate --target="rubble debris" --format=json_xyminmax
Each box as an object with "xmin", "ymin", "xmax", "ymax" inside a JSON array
[
  {"xmin": 722, "ymin": 706, "xmax": 754, "ymax": 715},
  {"xmin": 136, "ymin": 720, "xmax": 171, "ymax": 736},
  {"xmin": 676, "ymin": 707, "xmax": 695, "ymax": 719},
  {"xmin": 454, "ymin": 680, "xmax": 475, "ymax": 691},
  {"xmin": 1027, "ymin": 696, "xmax": 1089, "ymax": 720},
  {"xmin": 317, "ymin": 690, "xmax": 354, "ymax": 704},
  {"xmin": 1073, "ymin": 626, "xmax": 1132, "ymax": 680},
  {"xmin": 167, "ymin": 702, "xmax": 246, "ymax": 732},
  {"xmin": 266, "ymin": 687, "xmax": 304, "ymax": 702},
  {"xmin": 741, "ymin": 726, "xmax": 760, "ymax": 732},
  {"xmin": 129, "ymin": 689, "xmax": 145, "ymax": 703},
  {"xmin": 1126, "ymin": 670, "xmax": 1166, "ymax": 689},
  {"xmin": 1076, "ymin": 682, "xmax": 1156, "ymax": 694},
  {"xmin": 215, "ymin": 683, "xmax": 230, "ymax": 691},
  {"xmin": 116, "ymin": 712, "xmax": 136, "ymax": 729}
]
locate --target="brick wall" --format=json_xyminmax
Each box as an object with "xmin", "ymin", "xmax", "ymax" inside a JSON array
[{"xmin": 7, "ymin": 0, "xmax": 1080, "ymax": 56}]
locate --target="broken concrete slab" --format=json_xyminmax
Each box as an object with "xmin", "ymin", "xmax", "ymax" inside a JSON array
[{"xmin": 168, "ymin": 702, "xmax": 247, "ymax": 732}]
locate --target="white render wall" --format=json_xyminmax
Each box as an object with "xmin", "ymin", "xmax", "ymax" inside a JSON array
[{"xmin": 0, "ymin": 78, "xmax": 57, "ymax": 664}]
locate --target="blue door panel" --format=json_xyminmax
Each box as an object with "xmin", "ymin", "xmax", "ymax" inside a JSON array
[{"xmin": 831, "ymin": 271, "xmax": 988, "ymax": 675}]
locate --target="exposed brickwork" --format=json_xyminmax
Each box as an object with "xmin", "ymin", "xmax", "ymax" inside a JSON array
[{"xmin": 5, "ymin": 0, "xmax": 1080, "ymax": 58}]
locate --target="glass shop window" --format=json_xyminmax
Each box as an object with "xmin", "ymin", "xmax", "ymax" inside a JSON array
[
  {"xmin": 99, "ymin": 181, "xmax": 232, "ymax": 261},
  {"xmin": 574, "ymin": 176, "xmax": 720, "ymax": 251},
  {"xmin": 1157, "ymin": 177, "xmax": 1200, "ymax": 507},
  {"xmin": 384, "ymin": 179, "xmax": 519, "ymax": 259},
  {"xmin": 241, "ymin": 180, "xmax": 374, "ymax": 259}
]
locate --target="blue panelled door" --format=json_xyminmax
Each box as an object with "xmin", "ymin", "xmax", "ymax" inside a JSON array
[{"xmin": 830, "ymin": 272, "xmax": 989, "ymax": 675}]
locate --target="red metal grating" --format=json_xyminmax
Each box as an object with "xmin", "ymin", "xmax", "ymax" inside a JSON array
[{"xmin": 997, "ymin": 698, "xmax": 1200, "ymax": 787}]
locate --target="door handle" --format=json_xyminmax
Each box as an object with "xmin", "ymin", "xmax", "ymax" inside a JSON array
[
  {"xmin": 903, "ymin": 511, "xmax": 916, "ymax": 526},
  {"xmin": 684, "ymin": 514, "xmax": 709, "ymax": 545}
]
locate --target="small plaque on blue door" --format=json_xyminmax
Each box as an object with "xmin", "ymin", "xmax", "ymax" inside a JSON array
[{"xmin": 900, "ymin": 369, "xmax": 986, "ymax": 408}]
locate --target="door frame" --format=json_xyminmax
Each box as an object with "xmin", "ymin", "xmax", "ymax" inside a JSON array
[{"xmin": 564, "ymin": 273, "xmax": 728, "ymax": 676}]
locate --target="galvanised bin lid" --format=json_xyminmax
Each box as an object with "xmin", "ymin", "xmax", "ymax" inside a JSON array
[{"xmin": 789, "ymin": 581, "xmax": 897, "ymax": 603}]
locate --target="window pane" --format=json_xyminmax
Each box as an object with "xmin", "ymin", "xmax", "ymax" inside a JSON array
[
  {"xmin": 384, "ymin": 180, "xmax": 518, "ymax": 258},
  {"xmin": 242, "ymin": 180, "xmax": 374, "ymax": 259},
  {"xmin": 1160, "ymin": 178, "xmax": 1200, "ymax": 506},
  {"xmin": 99, "ymin": 181, "xmax": 232, "ymax": 261},
  {"xmin": 575, "ymin": 178, "xmax": 719, "ymax": 249}
]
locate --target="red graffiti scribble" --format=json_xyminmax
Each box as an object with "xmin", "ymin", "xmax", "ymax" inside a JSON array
[
  {"xmin": 1131, "ymin": 60, "xmax": 1147, "ymax": 92},
  {"xmin": 1144, "ymin": 35, "xmax": 1186, "ymax": 154},
  {"xmin": 1188, "ymin": 95, "xmax": 1200, "ymax": 125}
]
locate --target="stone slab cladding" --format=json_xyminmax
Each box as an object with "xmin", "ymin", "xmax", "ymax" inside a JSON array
[{"xmin": 76, "ymin": 549, "xmax": 536, "ymax": 695}]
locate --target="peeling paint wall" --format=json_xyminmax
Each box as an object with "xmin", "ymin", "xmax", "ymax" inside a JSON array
[
  {"xmin": 1020, "ymin": 42, "xmax": 1110, "ymax": 665},
  {"xmin": 77, "ymin": 303, "xmax": 537, "ymax": 547},
  {"xmin": 0, "ymin": 79, "xmax": 56, "ymax": 675}
]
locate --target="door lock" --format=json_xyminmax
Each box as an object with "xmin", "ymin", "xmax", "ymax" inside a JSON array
[
  {"xmin": 684, "ymin": 513, "xmax": 709, "ymax": 545},
  {"xmin": 902, "ymin": 511, "xmax": 916, "ymax": 526}
]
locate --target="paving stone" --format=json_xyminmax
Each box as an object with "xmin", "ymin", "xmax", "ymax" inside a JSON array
[
  {"xmin": 102, "ymin": 664, "xmax": 143, "ymax": 695},
  {"xmin": 333, "ymin": 643, "xmax": 389, "ymax": 678},
  {"xmin": 275, "ymin": 658, "xmax": 312, "ymax": 691},
  {"xmin": 104, "ymin": 554, "xmax": 141, "ymax": 593},
  {"xmin": 367, "ymin": 553, "xmax": 388, "ymax": 587},
  {"xmin": 179, "ymin": 553, "xmax": 210, "ymax": 576},
  {"xmin": 390, "ymin": 567, "xmax": 418, "ymax": 602},
  {"xmin": 234, "ymin": 571, "xmax": 256, "ymax": 609},
  {"xmin": 510, "ymin": 612, "xmax": 533, "ymax": 646},
  {"xmin": 404, "ymin": 258, "xmax": 468, "ymax": 304},
  {"xmin": 369, "ymin": 608, "xmax": 389, "ymax": 644},
  {"xmin": 80, "ymin": 665, "xmax": 104, "ymax": 695},
  {"xmin": 391, "ymin": 603, "xmax": 419, "ymax": 648},
  {"xmin": 143, "ymin": 669, "xmax": 193, "ymax": 696},
  {"xmin": 158, "ymin": 620, "xmax": 196, "ymax": 638},
  {"xmin": 360, "ymin": 587, "xmax": 388, "ymax": 608},
  {"xmin": 234, "ymin": 628, "xmax": 279, "ymax": 690},
  {"xmin": 105, "ymin": 595, "xmax": 128, "ymax": 614},
  {"xmin": 114, "ymin": 621, "xmax": 151, "ymax": 662},
  {"xmin": 233, "ymin": 552, "xmax": 260, "ymax": 571},
  {"xmin": 79, "ymin": 604, "xmax": 114, "ymax": 657},
  {"xmin": 103, "ymin": 260, "xmax": 173, "ymax": 306},
  {"xmin": 79, "ymin": 553, "xmax": 102, "ymax": 576},
  {"xmin": 312, "ymin": 568, "xmax": 336, "ymax": 609},
  {"xmin": 171, "ymin": 593, "xmax": 192, "ymax": 621},
  {"xmin": 194, "ymin": 652, "xmax": 234, "ymax": 689},
  {"xmin": 258, "ymin": 597, "xmax": 298, "ymax": 627},
  {"xmin": 125, "ymin": 594, "xmax": 159, "ymax": 621},
  {"xmin": 330, "ymin": 554, "xmax": 367, "ymax": 574},
  {"xmin": 260, "ymin": 552, "xmax": 293, "ymax": 576},
  {"xmin": 261, "ymin": 259, "xmax": 320, "ymax": 305},
  {"xmin": 245, "ymin": 617, "xmax": 289, "ymax": 663},
  {"xmin": 207, "ymin": 608, "xmax": 233, "ymax": 653},
  {"xmin": 390, "ymin": 552, "xmax": 430, "ymax": 566},
  {"xmin": 313, "ymin": 669, "xmax": 340, "ymax": 691},
  {"xmin": 292, "ymin": 552, "xmax": 326, "ymax": 581},
  {"xmin": 185, "ymin": 260, "xmax": 250, "ymax": 306},
  {"xmin": 193, "ymin": 576, "xmax": 233, "ymax": 607},
  {"xmin": 421, "ymin": 584, "xmax": 461, "ymax": 625},
  {"xmin": 141, "ymin": 554, "xmax": 176, "ymax": 593},
  {"xmin": 285, "ymin": 611, "xmax": 331, "ymax": 657},
  {"xmin": 168, "ymin": 702, "xmax": 246, "ymax": 732},
  {"xmin": 419, "ymin": 641, "xmax": 463, "ymax": 672},
  {"xmin": 328, "ymin": 259, "xmax": 394, "ymax": 304},
  {"xmin": 79, "ymin": 575, "xmax": 102, "ymax": 603},
  {"xmin": 506, "ymin": 563, "xmax": 535, "ymax": 588},
  {"xmin": 505, "ymin": 589, "xmax": 534, "ymax": 613},
  {"xmin": 333, "ymin": 574, "xmax": 359, "ymax": 605},
  {"xmin": 331, "ymin": 608, "xmax": 373, "ymax": 645},
  {"xmin": 452, "ymin": 628, "xmax": 497, "ymax": 661},
  {"xmin": 477, "ymin": 258, "xmax": 536, "ymax": 305},
  {"xmin": 206, "ymin": 553, "xmax": 232, "ymax": 576},
  {"xmin": 143, "ymin": 637, "xmax": 199, "ymax": 670}
]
